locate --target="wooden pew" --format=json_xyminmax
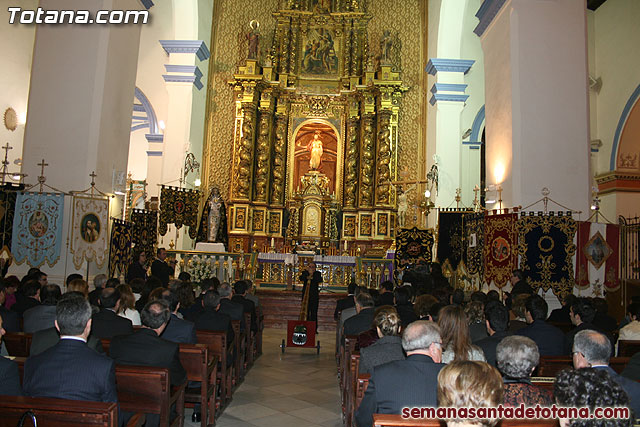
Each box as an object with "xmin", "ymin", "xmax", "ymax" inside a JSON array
[
  {"xmin": 196, "ymin": 329, "xmax": 233, "ymax": 407},
  {"xmin": 179, "ymin": 343, "xmax": 218, "ymax": 427},
  {"xmin": 244, "ymin": 312, "xmax": 255, "ymax": 368},
  {"xmin": 115, "ymin": 365, "xmax": 185, "ymax": 427},
  {"xmin": 345, "ymin": 352, "xmax": 360, "ymax": 427},
  {"xmin": 3, "ymin": 332, "xmax": 32, "ymax": 357},
  {"xmin": 530, "ymin": 376, "xmax": 555, "ymax": 392},
  {"xmin": 355, "ymin": 374, "xmax": 370, "ymax": 418},
  {"xmin": 340, "ymin": 335, "xmax": 358, "ymax": 407},
  {"xmin": 618, "ymin": 340, "xmax": 640, "ymax": 357},
  {"xmin": 231, "ymin": 319, "xmax": 244, "ymax": 385},
  {"xmin": 256, "ymin": 305, "xmax": 264, "ymax": 356},
  {"xmin": 0, "ymin": 396, "xmax": 119, "ymax": 427},
  {"xmin": 372, "ymin": 414, "xmax": 559, "ymax": 426},
  {"xmin": 537, "ymin": 356, "xmax": 630, "ymax": 376}
]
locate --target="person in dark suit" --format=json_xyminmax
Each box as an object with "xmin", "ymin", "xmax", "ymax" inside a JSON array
[
  {"xmin": 355, "ymin": 320, "xmax": 445, "ymax": 427},
  {"xmin": 231, "ymin": 280, "xmax": 257, "ymax": 331},
  {"xmin": 88, "ymin": 274, "xmax": 107, "ymax": 307},
  {"xmin": 126, "ymin": 249, "xmax": 148, "ymax": 284},
  {"xmin": 344, "ymin": 292, "xmax": 376, "ymax": 336},
  {"xmin": 194, "ymin": 291, "xmax": 234, "ymax": 349},
  {"xmin": 377, "ymin": 281, "xmax": 395, "ymax": 307},
  {"xmin": 547, "ymin": 293, "xmax": 577, "ymax": 324},
  {"xmin": 0, "ymin": 282, "xmax": 20, "ymax": 332},
  {"xmin": 572, "ymin": 329, "xmax": 640, "ymax": 416},
  {"xmin": 0, "ymin": 313, "xmax": 22, "ymax": 395},
  {"xmin": 218, "ymin": 282, "xmax": 245, "ymax": 331},
  {"xmin": 30, "ymin": 325, "xmax": 105, "ymax": 356},
  {"xmin": 109, "ymin": 299, "xmax": 186, "ymax": 387},
  {"xmin": 22, "ymin": 293, "xmax": 117, "ymax": 403},
  {"xmin": 160, "ymin": 290, "xmax": 196, "ymax": 344},
  {"xmin": 91, "ymin": 287, "xmax": 133, "ymax": 339},
  {"xmin": 300, "ymin": 263, "xmax": 321, "ymax": 323},
  {"xmin": 565, "ymin": 297, "xmax": 613, "ymax": 355},
  {"xmin": 23, "ymin": 284, "xmax": 61, "ymax": 333},
  {"xmin": 150, "ymin": 248, "xmax": 175, "ymax": 286},
  {"xmin": 622, "ymin": 351, "xmax": 640, "ymax": 382},
  {"xmin": 516, "ymin": 295, "xmax": 564, "ymax": 356},
  {"xmin": 475, "ymin": 301, "xmax": 511, "ymax": 367},
  {"xmin": 334, "ymin": 281, "xmax": 356, "ymax": 320},
  {"xmin": 11, "ymin": 280, "xmax": 41, "ymax": 317},
  {"xmin": 394, "ymin": 286, "xmax": 417, "ymax": 328}
]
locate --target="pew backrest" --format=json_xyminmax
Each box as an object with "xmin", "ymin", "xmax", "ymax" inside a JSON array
[
  {"xmin": 618, "ymin": 340, "xmax": 640, "ymax": 357},
  {"xmin": 0, "ymin": 396, "xmax": 118, "ymax": 427},
  {"xmin": 3, "ymin": 332, "xmax": 32, "ymax": 357}
]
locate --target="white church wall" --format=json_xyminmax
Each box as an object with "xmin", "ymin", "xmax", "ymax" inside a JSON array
[{"xmin": 0, "ymin": 0, "xmax": 38, "ymax": 171}]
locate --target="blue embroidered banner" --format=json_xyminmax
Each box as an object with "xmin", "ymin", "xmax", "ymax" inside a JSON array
[{"xmin": 11, "ymin": 192, "xmax": 65, "ymax": 268}]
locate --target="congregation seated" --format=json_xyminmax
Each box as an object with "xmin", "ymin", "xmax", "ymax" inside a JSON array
[
  {"xmin": 0, "ymin": 313, "xmax": 23, "ymax": 396},
  {"xmin": 11, "ymin": 279, "xmax": 41, "ymax": 317},
  {"xmin": 178, "ymin": 279, "xmax": 200, "ymax": 320},
  {"xmin": 0, "ymin": 281, "xmax": 20, "ymax": 333},
  {"xmin": 358, "ymin": 306, "xmax": 405, "ymax": 374},
  {"xmin": 67, "ymin": 277, "xmax": 89, "ymax": 299},
  {"xmin": 116, "ymin": 284, "xmax": 142, "ymax": 326},
  {"xmin": 218, "ymin": 282, "xmax": 245, "ymax": 331},
  {"xmin": 618, "ymin": 303, "xmax": 640, "ymax": 343},
  {"xmin": 516, "ymin": 295, "xmax": 565, "ymax": 356},
  {"xmin": 622, "ymin": 351, "xmax": 640, "ymax": 381},
  {"xmin": 547, "ymin": 293, "xmax": 577, "ymax": 324},
  {"xmin": 507, "ymin": 293, "xmax": 529, "ymax": 333},
  {"xmin": 475, "ymin": 301, "xmax": 511, "ymax": 367},
  {"xmin": 91, "ymin": 287, "xmax": 134, "ymax": 339},
  {"xmin": 334, "ymin": 281, "xmax": 356, "ymax": 320},
  {"xmin": 438, "ymin": 305, "xmax": 486, "ymax": 363},
  {"xmin": 555, "ymin": 368, "xmax": 634, "ymax": 427},
  {"xmin": 437, "ymin": 360, "xmax": 503, "ymax": 427},
  {"xmin": 496, "ymin": 335, "xmax": 552, "ymax": 407},
  {"xmin": 159, "ymin": 289, "xmax": 197, "ymax": 344},
  {"xmin": 2, "ymin": 275, "xmax": 19, "ymax": 311},
  {"xmin": 377, "ymin": 281, "xmax": 395, "ymax": 307},
  {"xmin": 572, "ymin": 329, "xmax": 640, "ymax": 416},
  {"xmin": 355, "ymin": 320, "xmax": 444, "ymax": 427},
  {"xmin": 244, "ymin": 279, "xmax": 260, "ymax": 308},
  {"xmin": 23, "ymin": 293, "xmax": 118, "ymax": 403},
  {"xmin": 109, "ymin": 299, "xmax": 187, "ymax": 387},
  {"xmin": 413, "ymin": 294, "xmax": 438, "ymax": 320},
  {"xmin": 592, "ymin": 297, "xmax": 618, "ymax": 335},
  {"xmin": 341, "ymin": 286, "xmax": 367, "ymax": 327},
  {"xmin": 194, "ymin": 291, "xmax": 235, "ymax": 350},
  {"xmin": 88, "ymin": 274, "xmax": 107, "ymax": 307},
  {"xmin": 466, "ymin": 300, "xmax": 488, "ymax": 342},
  {"xmin": 231, "ymin": 280, "xmax": 257, "ymax": 331},
  {"xmin": 126, "ymin": 249, "xmax": 148, "ymax": 284},
  {"xmin": 565, "ymin": 297, "xmax": 613, "ymax": 355},
  {"xmin": 394, "ymin": 286, "xmax": 417, "ymax": 328},
  {"xmin": 344, "ymin": 291, "xmax": 376, "ymax": 336},
  {"xmin": 23, "ymin": 283, "xmax": 60, "ymax": 334}
]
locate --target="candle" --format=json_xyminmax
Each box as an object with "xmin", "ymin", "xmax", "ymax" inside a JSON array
[
  {"xmin": 271, "ymin": 237, "xmax": 275, "ymax": 247},
  {"xmin": 344, "ymin": 240, "xmax": 348, "ymax": 251}
]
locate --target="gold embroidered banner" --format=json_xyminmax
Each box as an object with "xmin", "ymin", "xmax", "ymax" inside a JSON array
[
  {"xmin": 108, "ymin": 218, "xmax": 132, "ymax": 277},
  {"xmin": 130, "ymin": 209, "xmax": 157, "ymax": 260},
  {"xmin": 159, "ymin": 186, "xmax": 199, "ymax": 239},
  {"xmin": 484, "ymin": 213, "xmax": 518, "ymax": 288},
  {"xmin": 70, "ymin": 196, "xmax": 110, "ymax": 269}
]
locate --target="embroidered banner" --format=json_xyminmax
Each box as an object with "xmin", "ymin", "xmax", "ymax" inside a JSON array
[
  {"xmin": 575, "ymin": 221, "xmax": 619, "ymax": 293},
  {"xmin": 0, "ymin": 184, "xmax": 23, "ymax": 252},
  {"xmin": 11, "ymin": 192, "xmax": 65, "ymax": 268},
  {"xmin": 518, "ymin": 213, "xmax": 577, "ymax": 299},
  {"xmin": 159, "ymin": 186, "xmax": 199, "ymax": 239},
  {"xmin": 130, "ymin": 208, "xmax": 157, "ymax": 260},
  {"xmin": 484, "ymin": 212, "xmax": 518, "ymax": 288},
  {"xmin": 109, "ymin": 218, "xmax": 132, "ymax": 277},
  {"xmin": 463, "ymin": 212, "xmax": 484, "ymax": 276},
  {"xmin": 70, "ymin": 196, "xmax": 110, "ymax": 269},
  {"xmin": 394, "ymin": 227, "xmax": 434, "ymax": 280},
  {"xmin": 437, "ymin": 211, "xmax": 468, "ymax": 272}
]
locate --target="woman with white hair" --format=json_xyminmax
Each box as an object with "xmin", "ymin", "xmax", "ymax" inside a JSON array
[{"xmin": 496, "ymin": 335, "xmax": 552, "ymax": 406}]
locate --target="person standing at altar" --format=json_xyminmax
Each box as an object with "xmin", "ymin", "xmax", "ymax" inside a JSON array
[
  {"xmin": 151, "ymin": 248, "xmax": 175, "ymax": 287},
  {"xmin": 301, "ymin": 262, "xmax": 321, "ymax": 323}
]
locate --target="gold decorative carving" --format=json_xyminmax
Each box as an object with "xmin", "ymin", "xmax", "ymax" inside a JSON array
[
  {"xmin": 253, "ymin": 209, "xmax": 265, "ymax": 231},
  {"xmin": 268, "ymin": 211, "xmax": 282, "ymax": 234},
  {"xmin": 359, "ymin": 115, "xmax": 375, "ymax": 207},
  {"xmin": 270, "ymin": 114, "xmax": 287, "ymax": 205},
  {"xmin": 344, "ymin": 117, "xmax": 359, "ymax": 208},
  {"xmin": 376, "ymin": 110, "xmax": 392, "ymax": 205},
  {"xmin": 233, "ymin": 108, "xmax": 255, "ymax": 200},
  {"xmin": 254, "ymin": 112, "xmax": 271, "ymax": 201},
  {"xmin": 343, "ymin": 215, "xmax": 357, "ymax": 238},
  {"xmin": 360, "ymin": 213, "xmax": 373, "ymax": 237}
]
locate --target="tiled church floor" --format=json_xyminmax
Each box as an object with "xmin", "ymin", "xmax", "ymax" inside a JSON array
[{"xmin": 184, "ymin": 328, "xmax": 343, "ymax": 427}]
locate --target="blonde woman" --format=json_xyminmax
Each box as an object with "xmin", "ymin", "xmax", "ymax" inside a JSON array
[
  {"xmin": 359, "ymin": 306, "xmax": 405, "ymax": 374},
  {"xmin": 116, "ymin": 284, "xmax": 141, "ymax": 326},
  {"xmin": 438, "ymin": 361, "xmax": 504, "ymax": 427}
]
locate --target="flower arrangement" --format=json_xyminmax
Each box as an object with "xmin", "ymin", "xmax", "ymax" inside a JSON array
[{"xmin": 187, "ymin": 254, "xmax": 214, "ymax": 284}]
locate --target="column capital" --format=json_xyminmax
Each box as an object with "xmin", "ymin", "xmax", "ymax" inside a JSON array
[
  {"xmin": 429, "ymin": 83, "xmax": 470, "ymax": 106},
  {"xmin": 425, "ymin": 58, "xmax": 475, "ymax": 76},
  {"xmin": 162, "ymin": 65, "xmax": 204, "ymax": 90},
  {"xmin": 474, "ymin": 0, "xmax": 508, "ymax": 37},
  {"xmin": 159, "ymin": 40, "xmax": 210, "ymax": 61}
]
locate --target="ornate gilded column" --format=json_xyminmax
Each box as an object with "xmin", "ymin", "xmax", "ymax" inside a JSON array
[
  {"xmin": 359, "ymin": 114, "xmax": 375, "ymax": 207},
  {"xmin": 344, "ymin": 103, "xmax": 360, "ymax": 208},
  {"xmin": 288, "ymin": 18, "xmax": 299, "ymax": 74},
  {"xmin": 230, "ymin": 82, "xmax": 259, "ymax": 202},
  {"xmin": 254, "ymin": 107, "xmax": 272, "ymax": 203},
  {"xmin": 270, "ymin": 99, "xmax": 288, "ymax": 206},
  {"xmin": 375, "ymin": 109, "xmax": 392, "ymax": 206}
]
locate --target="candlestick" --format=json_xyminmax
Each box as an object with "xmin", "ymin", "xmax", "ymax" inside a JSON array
[{"xmin": 271, "ymin": 237, "xmax": 275, "ymax": 247}]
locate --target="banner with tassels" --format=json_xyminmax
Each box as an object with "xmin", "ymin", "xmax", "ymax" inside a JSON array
[
  {"xmin": 70, "ymin": 196, "xmax": 110, "ymax": 269},
  {"xmin": 518, "ymin": 213, "xmax": 577, "ymax": 299},
  {"xmin": 484, "ymin": 212, "xmax": 518, "ymax": 288},
  {"xmin": 437, "ymin": 210, "xmax": 470, "ymax": 272},
  {"xmin": 394, "ymin": 227, "xmax": 435, "ymax": 278},
  {"xmin": 159, "ymin": 186, "xmax": 199, "ymax": 239},
  {"xmin": 575, "ymin": 221, "xmax": 619, "ymax": 292},
  {"xmin": 11, "ymin": 192, "xmax": 65, "ymax": 268},
  {"xmin": 0, "ymin": 184, "xmax": 24, "ymax": 253},
  {"xmin": 109, "ymin": 218, "xmax": 132, "ymax": 277},
  {"xmin": 463, "ymin": 212, "xmax": 484, "ymax": 277},
  {"xmin": 130, "ymin": 208, "xmax": 157, "ymax": 259}
]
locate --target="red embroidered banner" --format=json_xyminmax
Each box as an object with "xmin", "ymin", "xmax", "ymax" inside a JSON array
[
  {"xmin": 575, "ymin": 222, "xmax": 619, "ymax": 292},
  {"xmin": 484, "ymin": 213, "xmax": 518, "ymax": 288}
]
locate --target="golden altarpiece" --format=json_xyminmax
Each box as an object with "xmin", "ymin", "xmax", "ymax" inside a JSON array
[{"xmin": 215, "ymin": 0, "xmax": 407, "ymax": 251}]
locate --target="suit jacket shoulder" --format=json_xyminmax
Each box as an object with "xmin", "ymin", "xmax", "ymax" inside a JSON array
[
  {"xmin": 91, "ymin": 309, "xmax": 133, "ymax": 339},
  {"xmin": 161, "ymin": 314, "xmax": 196, "ymax": 344},
  {"xmin": 0, "ymin": 356, "xmax": 22, "ymax": 395}
]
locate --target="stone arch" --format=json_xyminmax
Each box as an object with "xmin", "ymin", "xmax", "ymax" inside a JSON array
[{"xmin": 610, "ymin": 84, "xmax": 640, "ymax": 171}]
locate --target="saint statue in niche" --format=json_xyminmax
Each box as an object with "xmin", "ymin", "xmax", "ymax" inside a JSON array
[
  {"xmin": 247, "ymin": 20, "xmax": 259, "ymax": 60},
  {"xmin": 307, "ymin": 130, "xmax": 324, "ymax": 170}
]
